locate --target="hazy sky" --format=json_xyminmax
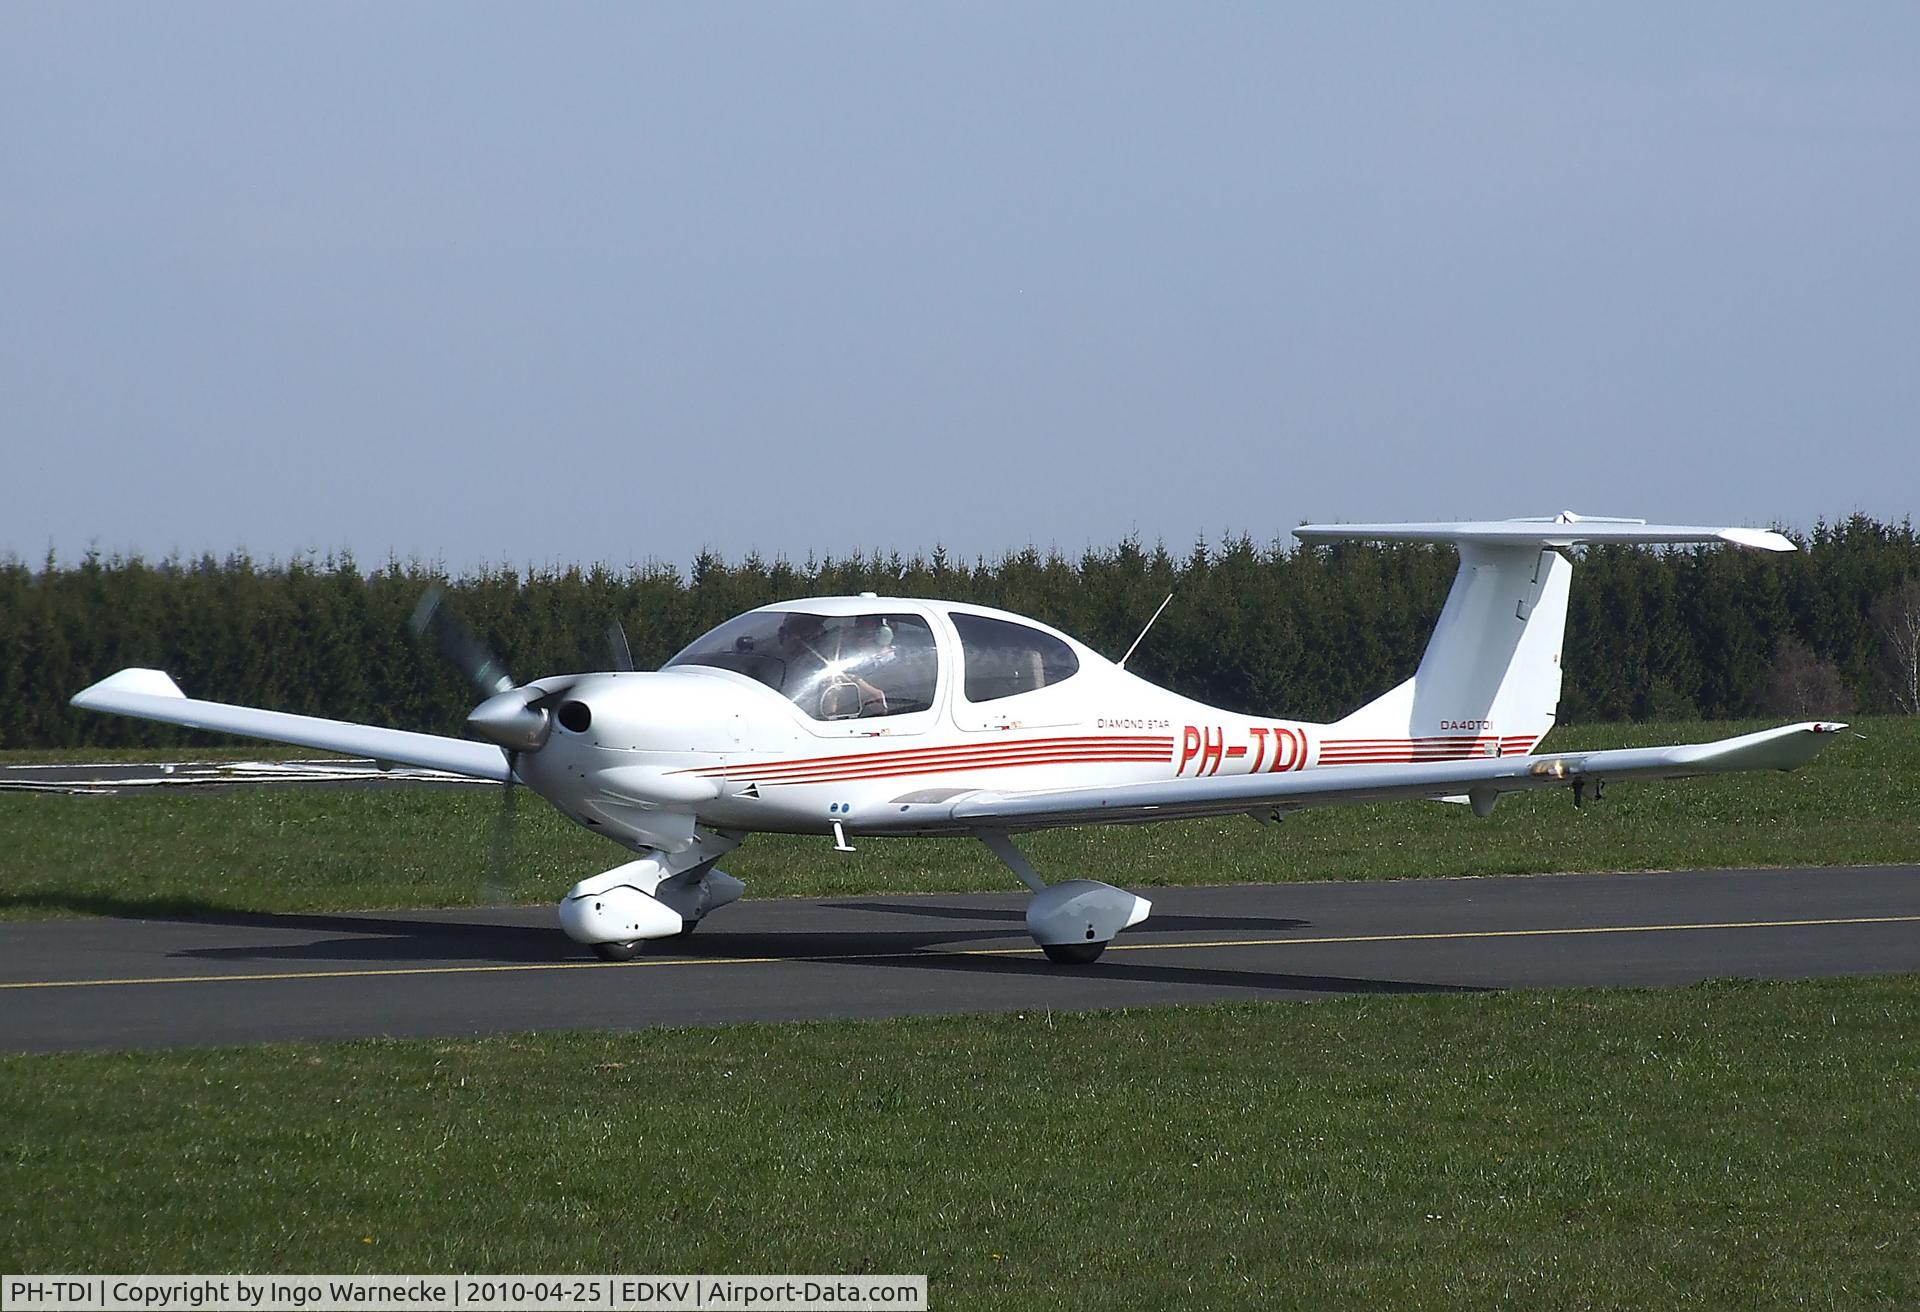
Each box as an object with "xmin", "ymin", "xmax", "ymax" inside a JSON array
[{"xmin": 4, "ymin": 4, "xmax": 1915, "ymax": 573}]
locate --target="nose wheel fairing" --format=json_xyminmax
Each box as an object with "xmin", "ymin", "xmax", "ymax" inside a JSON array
[{"xmin": 558, "ymin": 830, "xmax": 744, "ymax": 949}]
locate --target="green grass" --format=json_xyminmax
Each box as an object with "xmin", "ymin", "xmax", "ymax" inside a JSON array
[
  {"xmin": 3, "ymin": 725, "xmax": 1913, "ymax": 1304},
  {"xmin": 0, "ymin": 718, "xmax": 1910, "ymax": 921},
  {"xmin": 2, "ymin": 978, "xmax": 1914, "ymax": 1307}
]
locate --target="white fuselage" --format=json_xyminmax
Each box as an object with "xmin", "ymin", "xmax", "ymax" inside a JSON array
[{"xmin": 514, "ymin": 596, "xmax": 1529, "ymax": 844}]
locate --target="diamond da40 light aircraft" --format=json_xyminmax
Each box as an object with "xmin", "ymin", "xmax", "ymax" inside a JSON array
[{"xmin": 73, "ymin": 515, "xmax": 1845, "ymax": 963}]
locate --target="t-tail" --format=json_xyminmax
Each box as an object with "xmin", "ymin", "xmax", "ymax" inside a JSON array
[{"xmin": 1293, "ymin": 512, "xmax": 1796, "ymax": 752}]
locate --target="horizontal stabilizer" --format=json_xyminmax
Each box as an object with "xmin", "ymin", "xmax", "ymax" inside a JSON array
[
  {"xmin": 71, "ymin": 668, "xmax": 513, "ymax": 783},
  {"xmin": 1295, "ymin": 513, "xmax": 1796, "ymax": 553}
]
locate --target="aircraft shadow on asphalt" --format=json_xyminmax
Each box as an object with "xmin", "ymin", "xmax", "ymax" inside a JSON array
[
  {"xmin": 169, "ymin": 919, "xmax": 1060, "ymax": 964},
  {"xmin": 163, "ymin": 900, "xmax": 1315, "ymax": 966},
  {"xmin": 157, "ymin": 910, "xmax": 1476, "ymax": 997},
  {"xmin": 826, "ymin": 900, "xmax": 1312, "ymax": 934},
  {"xmin": 1, "ymin": 890, "xmax": 283, "ymax": 921},
  {"xmin": 836, "ymin": 942, "xmax": 1484, "ymax": 997},
  {"xmin": 163, "ymin": 911, "xmax": 593, "ymax": 963}
]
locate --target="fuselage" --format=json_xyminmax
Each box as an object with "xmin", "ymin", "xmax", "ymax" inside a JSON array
[{"xmin": 512, "ymin": 596, "xmax": 1532, "ymax": 843}]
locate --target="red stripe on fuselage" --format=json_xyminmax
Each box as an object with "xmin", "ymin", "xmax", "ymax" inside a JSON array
[
  {"xmin": 744, "ymin": 745, "xmax": 1167, "ymax": 783},
  {"xmin": 1318, "ymin": 733, "xmax": 1543, "ymax": 763},
  {"xmin": 679, "ymin": 735, "xmax": 1175, "ymax": 780},
  {"xmin": 760, "ymin": 750, "xmax": 1173, "ymax": 786}
]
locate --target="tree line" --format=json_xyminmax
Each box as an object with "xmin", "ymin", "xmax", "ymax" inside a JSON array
[{"xmin": 3, "ymin": 514, "xmax": 1915, "ymax": 748}]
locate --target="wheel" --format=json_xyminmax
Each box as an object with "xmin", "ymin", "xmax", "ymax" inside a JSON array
[
  {"xmin": 1041, "ymin": 941, "xmax": 1107, "ymax": 965},
  {"xmin": 590, "ymin": 939, "xmax": 642, "ymax": 962}
]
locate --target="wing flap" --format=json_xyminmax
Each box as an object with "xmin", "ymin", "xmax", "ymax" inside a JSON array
[
  {"xmin": 941, "ymin": 723, "xmax": 1846, "ymax": 831},
  {"xmin": 71, "ymin": 668, "xmax": 513, "ymax": 783}
]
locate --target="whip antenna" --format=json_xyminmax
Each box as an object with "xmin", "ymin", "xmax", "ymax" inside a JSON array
[{"xmin": 1117, "ymin": 592, "xmax": 1174, "ymax": 671}]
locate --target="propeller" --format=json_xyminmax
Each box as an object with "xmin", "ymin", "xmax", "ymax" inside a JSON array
[
  {"xmin": 408, "ymin": 589, "xmax": 631, "ymax": 905},
  {"xmin": 411, "ymin": 584, "xmax": 557, "ymax": 754},
  {"xmin": 606, "ymin": 619, "xmax": 635, "ymax": 672},
  {"xmin": 410, "ymin": 584, "xmax": 514, "ymax": 698},
  {"xmin": 409, "ymin": 584, "xmax": 542, "ymax": 904},
  {"xmin": 485, "ymin": 764, "xmax": 516, "ymax": 905}
]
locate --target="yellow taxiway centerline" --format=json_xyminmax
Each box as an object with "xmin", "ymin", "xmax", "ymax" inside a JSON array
[{"xmin": 1, "ymin": 913, "xmax": 1916, "ymax": 992}]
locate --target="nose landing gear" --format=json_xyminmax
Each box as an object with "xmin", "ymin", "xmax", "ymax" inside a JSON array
[{"xmin": 562, "ymin": 830, "xmax": 745, "ymax": 961}]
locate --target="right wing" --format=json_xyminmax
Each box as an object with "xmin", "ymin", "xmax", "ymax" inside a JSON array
[
  {"xmin": 70, "ymin": 668, "xmax": 513, "ymax": 783},
  {"xmin": 916, "ymin": 722, "xmax": 1845, "ymax": 833}
]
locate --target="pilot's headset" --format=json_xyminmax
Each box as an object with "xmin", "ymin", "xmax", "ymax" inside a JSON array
[{"xmin": 857, "ymin": 614, "xmax": 895, "ymax": 654}]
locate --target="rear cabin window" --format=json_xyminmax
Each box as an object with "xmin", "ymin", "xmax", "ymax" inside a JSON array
[{"xmin": 950, "ymin": 613, "xmax": 1080, "ymax": 703}]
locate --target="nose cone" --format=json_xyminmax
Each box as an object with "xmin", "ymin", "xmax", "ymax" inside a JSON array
[{"xmin": 466, "ymin": 687, "xmax": 552, "ymax": 752}]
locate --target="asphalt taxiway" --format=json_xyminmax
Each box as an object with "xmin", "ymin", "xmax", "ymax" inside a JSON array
[{"xmin": 2, "ymin": 865, "xmax": 1916, "ymax": 1052}]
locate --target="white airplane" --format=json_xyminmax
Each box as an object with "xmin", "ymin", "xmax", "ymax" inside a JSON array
[{"xmin": 72, "ymin": 514, "xmax": 1845, "ymax": 964}]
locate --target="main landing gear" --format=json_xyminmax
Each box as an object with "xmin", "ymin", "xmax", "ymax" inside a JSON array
[{"xmin": 979, "ymin": 832, "xmax": 1152, "ymax": 966}]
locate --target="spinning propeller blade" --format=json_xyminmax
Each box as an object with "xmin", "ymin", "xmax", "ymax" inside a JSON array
[
  {"xmin": 484, "ymin": 766, "xmax": 517, "ymax": 905},
  {"xmin": 409, "ymin": 586, "xmax": 560, "ymax": 754},
  {"xmin": 410, "ymin": 584, "xmax": 539, "ymax": 906},
  {"xmin": 606, "ymin": 620, "xmax": 635, "ymax": 673},
  {"xmin": 410, "ymin": 584, "xmax": 515, "ymax": 698}
]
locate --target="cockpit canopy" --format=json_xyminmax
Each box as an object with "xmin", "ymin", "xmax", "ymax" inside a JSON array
[{"xmin": 666, "ymin": 610, "xmax": 939, "ymax": 721}]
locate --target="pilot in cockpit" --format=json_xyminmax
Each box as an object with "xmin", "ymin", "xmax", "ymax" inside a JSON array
[{"xmin": 776, "ymin": 612, "xmax": 889, "ymax": 718}]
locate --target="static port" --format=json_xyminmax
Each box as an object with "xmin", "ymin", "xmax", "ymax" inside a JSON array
[{"xmin": 557, "ymin": 701, "xmax": 592, "ymax": 733}]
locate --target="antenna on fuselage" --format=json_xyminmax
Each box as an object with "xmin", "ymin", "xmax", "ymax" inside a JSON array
[{"xmin": 1117, "ymin": 592, "xmax": 1174, "ymax": 671}]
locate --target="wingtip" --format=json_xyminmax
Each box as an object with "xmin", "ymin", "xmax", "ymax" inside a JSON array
[
  {"xmin": 71, "ymin": 668, "xmax": 186, "ymax": 708},
  {"xmin": 1719, "ymin": 527, "xmax": 1798, "ymax": 553}
]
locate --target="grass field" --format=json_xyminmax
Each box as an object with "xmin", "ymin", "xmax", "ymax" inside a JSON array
[
  {"xmin": 2, "ymin": 978, "xmax": 1914, "ymax": 1308},
  {"xmin": 2, "ymin": 723, "xmax": 1914, "ymax": 1305},
  {"xmin": 1, "ymin": 718, "xmax": 1912, "ymax": 920}
]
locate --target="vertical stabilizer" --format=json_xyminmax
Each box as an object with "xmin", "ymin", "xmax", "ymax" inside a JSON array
[{"xmin": 1294, "ymin": 513, "xmax": 1794, "ymax": 754}]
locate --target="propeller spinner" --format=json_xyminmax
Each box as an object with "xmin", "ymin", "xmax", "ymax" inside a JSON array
[{"xmin": 465, "ymin": 685, "xmax": 554, "ymax": 752}]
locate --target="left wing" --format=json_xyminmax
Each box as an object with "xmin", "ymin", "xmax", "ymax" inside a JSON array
[{"xmin": 918, "ymin": 722, "xmax": 1845, "ymax": 832}]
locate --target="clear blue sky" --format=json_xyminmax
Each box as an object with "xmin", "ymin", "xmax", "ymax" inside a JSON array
[{"xmin": 4, "ymin": 3, "xmax": 1914, "ymax": 572}]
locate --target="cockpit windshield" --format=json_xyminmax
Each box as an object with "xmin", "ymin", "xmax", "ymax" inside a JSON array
[{"xmin": 665, "ymin": 611, "xmax": 939, "ymax": 721}]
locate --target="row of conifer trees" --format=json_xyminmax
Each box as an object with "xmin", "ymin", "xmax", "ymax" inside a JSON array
[{"xmin": 2, "ymin": 514, "xmax": 1914, "ymax": 748}]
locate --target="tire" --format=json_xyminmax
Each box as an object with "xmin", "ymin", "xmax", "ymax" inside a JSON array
[
  {"xmin": 590, "ymin": 940, "xmax": 643, "ymax": 962},
  {"xmin": 1041, "ymin": 941, "xmax": 1107, "ymax": 965}
]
